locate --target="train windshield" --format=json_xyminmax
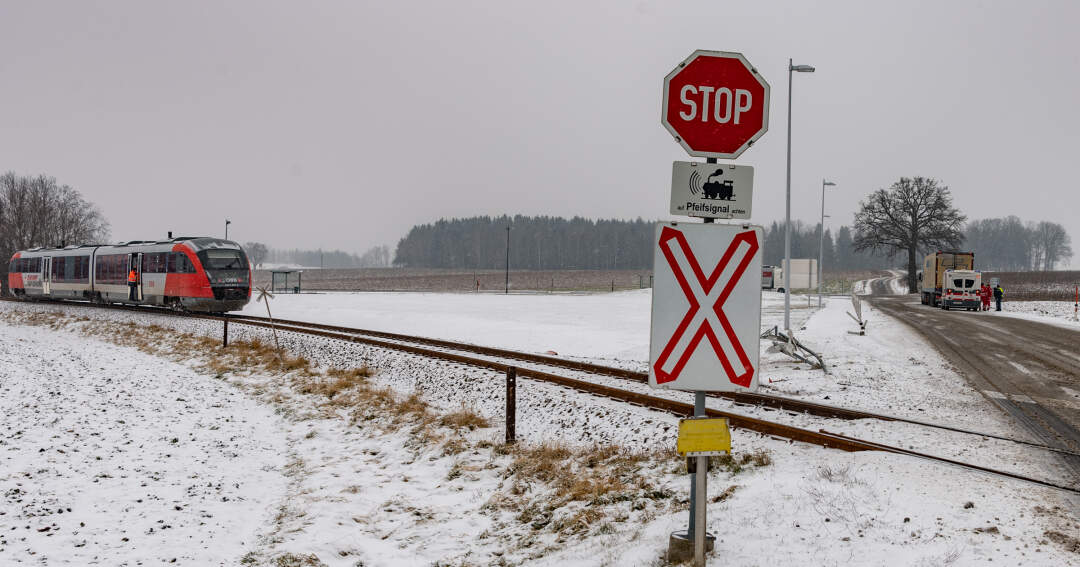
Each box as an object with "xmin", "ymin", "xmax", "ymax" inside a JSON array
[{"xmin": 201, "ymin": 250, "xmax": 246, "ymax": 270}]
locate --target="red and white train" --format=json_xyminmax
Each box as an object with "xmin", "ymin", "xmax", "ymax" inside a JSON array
[{"xmin": 7, "ymin": 237, "xmax": 251, "ymax": 312}]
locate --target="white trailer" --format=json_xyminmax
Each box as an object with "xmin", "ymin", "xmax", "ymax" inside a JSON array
[{"xmin": 775, "ymin": 259, "xmax": 817, "ymax": 292}]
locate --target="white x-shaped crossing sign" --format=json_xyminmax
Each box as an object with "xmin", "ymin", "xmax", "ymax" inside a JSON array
[{"xmin": 651, "ymin": 224, "xmax": 760, "ymax": 390}]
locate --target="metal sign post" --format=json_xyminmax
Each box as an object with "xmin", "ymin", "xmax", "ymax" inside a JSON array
[
  {"xmin": 675, "ymin": 416, "xmax": 731, "ymax": 567},
  {"xmin": 659, "ymin": 49, "xmax": 769, "ymax": 566}
]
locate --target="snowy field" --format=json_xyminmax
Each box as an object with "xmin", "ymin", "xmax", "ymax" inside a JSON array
[
  {"xmin": 1, "ymin": 288, "xmax": 1078, "ymax": 566},
  {"xmin": 0, "ymin": 320, "xmax": 288, "ymax": 564},
  {"xmin": 989, "ymin": 300, "xmax": 1080, "ymax": 330}
]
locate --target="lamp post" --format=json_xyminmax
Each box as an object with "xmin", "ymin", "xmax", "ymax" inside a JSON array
[
  {"xmin": 784, "ymin": 59, "xmax": 815, "ymax": 333},
  {"xmin": 819, "ymin": 179, "xmax": 836, "ymax": 308},
  {"xmin": 505, "ymin": 224, "xmax": 510, "ymax": 294},
  {"xmin": 225, "ymin": 219, "xmax": 231, "ymax": 240}
]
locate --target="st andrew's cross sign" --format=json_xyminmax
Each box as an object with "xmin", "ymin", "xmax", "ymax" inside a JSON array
[
  {"xmin": 661, "ymin": 50, "xmax": 770, "ymax": 159},
  {"xmin": 649, "ymin": 222, "xmax": 763, "ymax": 392}
]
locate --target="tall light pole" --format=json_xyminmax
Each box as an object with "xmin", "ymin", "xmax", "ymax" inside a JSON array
[
  {"xmin": 504, "ymin": 224, "xmax": 510, "ymax": 294},
  {"xmin": 784, "ymin": 59, "xmax": 815, "ymax": 333},
  {"xmin": 819, "ymin": 179, "xmax": 836, "ymax": 308},
  {"xmin": 225, "ymin": 219, "xmax": 231, "ymax": 240}
]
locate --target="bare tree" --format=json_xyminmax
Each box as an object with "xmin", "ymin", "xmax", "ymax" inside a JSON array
[
  {"xmin": 0, "ymin": 172, "xmax": 110, "ymax": 294},
  {"xmin": 244, "ymin": 242, "xmax": 268, "ymax": 268},
  {"xmin": 1031, "ymin": 221, "xmax": 1073, "ymax": 270},
  {"xmin": 853, "ymin": 177, "xmax": 966, "ymax": 293}
]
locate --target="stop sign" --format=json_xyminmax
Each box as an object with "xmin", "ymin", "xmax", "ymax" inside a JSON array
[{"xmin": 662, "ymin": 50, "xmax": 771, "ymax": 159}]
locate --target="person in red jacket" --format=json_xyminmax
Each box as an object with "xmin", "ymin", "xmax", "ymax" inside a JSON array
[{"xmin": 980, "ymin": 283, "xmax": 992, "ymax": 311}]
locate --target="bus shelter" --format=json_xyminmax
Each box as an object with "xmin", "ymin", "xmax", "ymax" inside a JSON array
[{"xmin": 270, "ymin": 270, "xmax": 303, "ymax": 294}]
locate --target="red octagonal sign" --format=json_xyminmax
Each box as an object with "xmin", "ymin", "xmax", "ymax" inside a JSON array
[{"xmin": 662, "ymin": 50, "xmax": 771, "ymax": 159}]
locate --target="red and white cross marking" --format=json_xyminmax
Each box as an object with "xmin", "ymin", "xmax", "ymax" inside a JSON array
[{"xmin": 653, "ymin": 226, "xmax": 759, "ymax": 387}]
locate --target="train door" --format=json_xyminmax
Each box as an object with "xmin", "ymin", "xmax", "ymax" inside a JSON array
[
  {"xmin": 130, "ymin": 253, "xmax": 144, "ymax": 301},
  {"xmin": 42, "ymin": 257, "xmax": 52, "ymax": 295}
]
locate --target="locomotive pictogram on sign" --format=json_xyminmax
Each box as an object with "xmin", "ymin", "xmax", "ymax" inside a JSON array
[
  {"xmin": 649, "ymin": 222, "xmax": 763, "ymax": 392},
  {"xmin": 669, "ymin": 161, "xmax": 753, "ymax": 219}
]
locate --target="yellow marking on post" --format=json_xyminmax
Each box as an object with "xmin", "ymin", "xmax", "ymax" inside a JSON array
[{"xmin": 676, "ymin": 417, "xmax": 731, "ymax": 456}]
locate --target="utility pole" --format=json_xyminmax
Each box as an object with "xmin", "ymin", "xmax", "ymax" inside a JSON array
[
  {"xmin": 784, "ymin": 58, "xmax": 815, "ymax": 333},
  {"xmin": 225, "ymin": 219, "xmax": 231, "ymax": 240},
  {"xmin": 505, "ymin": 224, "xmax": 511, "ymax": 294},
  {"xmin": 819, "ymin": 179, "xmax": 836, "ymax": 308}
]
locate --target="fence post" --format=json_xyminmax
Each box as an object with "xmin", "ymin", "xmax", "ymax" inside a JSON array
[
  {"xmin": 505, "ymin": 367, "xmax": 517, "ymax": 444},
  {"xmin": 222, "ymin": 319, "xmax": 229, "ymax": 348}
]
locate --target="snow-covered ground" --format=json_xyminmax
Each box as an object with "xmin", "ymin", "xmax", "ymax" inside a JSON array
[
  {"xmin": 989, "ymin": 300, "xmax": 1080, "ymax": 330},
  {"xmin": 243, "ymin": 290, "xmax": 652, "ymax": 361},
  {"xmin": 1, "ymin": 288, "xmax": 1078, "ymax": 566},
  {"xmin": 0, "ymin": 319, "xmax": 288, "ymax": 564}
]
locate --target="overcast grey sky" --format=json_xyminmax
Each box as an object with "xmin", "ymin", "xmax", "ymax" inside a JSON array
[{"xmin": 2, "ymin": 1, "xmax": 1077, "ymax": 266}]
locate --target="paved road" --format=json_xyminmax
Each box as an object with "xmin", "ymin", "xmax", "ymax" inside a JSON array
[{"xmin": 867, "ymin": 276, "xmax": 1080, "ymax": 483}]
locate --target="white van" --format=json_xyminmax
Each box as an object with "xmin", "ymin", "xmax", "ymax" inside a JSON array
[{"xmin": 941, "ymin": 269, "xmax": 981, "ymax": 311}]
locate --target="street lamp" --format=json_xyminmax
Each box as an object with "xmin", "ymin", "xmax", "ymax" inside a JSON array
[
  {"xmin": 225, "ymin": 219, "xmax": 231, "ymax": 240},
  {"xmin": 819, "ymin": 179, "xmax": 836, "ymax": 308},
  {"xmin": 784, "ymin": 59, "xmax": 815, "ymax": 333},
  {"xmin": 505, "ymin": 224, "xmax": 511, "ymax": 294}
]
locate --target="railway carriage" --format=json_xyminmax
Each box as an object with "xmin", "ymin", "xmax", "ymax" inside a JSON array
[{"xmin": 7, "ymin": 237, "xmax": 251, "ymax": 312}]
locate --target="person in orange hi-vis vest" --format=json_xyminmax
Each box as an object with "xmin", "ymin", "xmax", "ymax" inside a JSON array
[{"xmin": 127, "ymin": 266, "xmax": 139, "ymax": 301}]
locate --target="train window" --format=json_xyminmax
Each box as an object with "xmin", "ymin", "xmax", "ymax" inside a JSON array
[
  {"xmin": 143, "ymin": 253, "xmax": 164, "ymax": 274},
  {"xmin": 168, "ymin": 252, "xmax": 195, "ymax": 273},
  {"xmin": 95, "ymin": 254, "xmax": 130, "ymax": 284},
  {"xmin": 77, "ymin": 256, "xmax": 90, "ymax": 281},
  {"xmin": 201, "ymin": 250, "xmax": 245, "ymax": 270}
]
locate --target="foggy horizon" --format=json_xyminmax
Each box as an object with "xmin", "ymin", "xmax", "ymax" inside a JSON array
[{"xmin": 2, "ymin": 1, "xmax": 1077, "ymax": 267}]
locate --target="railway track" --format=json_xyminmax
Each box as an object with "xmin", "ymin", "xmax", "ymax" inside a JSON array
[
  {"xmin": 230, "ymin": 314, "xmax": 1079, "ymax": 456},
  {"xmin": 3, "ymin": 296, "xmax": 1078, "ymax": 494}
]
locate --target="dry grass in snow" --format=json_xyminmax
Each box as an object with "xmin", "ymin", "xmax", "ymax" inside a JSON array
[{"xmin": 1, "ymin": 309, "xmax": 745, "ymax": 565}]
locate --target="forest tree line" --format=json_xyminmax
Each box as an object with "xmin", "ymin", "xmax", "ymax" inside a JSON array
[
  {"xmin": 245, "ymin": 244, "xmax": 392, "ymax": 269},
  {"xmin": 394, "ymin": 215, "xmax": 1073, "ymax": 272},
  {"xmin": 962, "ymin": 217, "xmax": 1072, "ymax": 271},
  {"xmin": 392, "ymin": 215, "xmax": 896, "ymax": 271}
]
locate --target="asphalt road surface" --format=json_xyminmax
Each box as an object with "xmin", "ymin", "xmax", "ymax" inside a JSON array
[{"xmin": 867, "ymin": 275, "xmax": 1080, "ymax": 485}]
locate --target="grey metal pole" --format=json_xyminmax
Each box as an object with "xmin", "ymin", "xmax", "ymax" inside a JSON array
[
  {"xmin": 505, "ymin": 225, "xmax": 510, "ymax": 294},
  {"xmin": 694, "ymin": 450, "xmax": 707, "ymax": 566},
  {"xmin": 784, "ymin": 59, "xmax": 793, "ymax": 332},
  {"xmin": 818, "ymin": 179, "xmax": 825, "ymax": 309},
  {"xmin": 785, "ymin": 60, "xmax": 815, "ymax": 329},
  {"xmin": 688, "ymin": 391, "xmax": 706, "ymax": 536}
]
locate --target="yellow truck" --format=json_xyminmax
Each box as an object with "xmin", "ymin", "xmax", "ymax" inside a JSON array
[{"xmin": 919, "ymin": 251, "xmax": 975, "ymax": 307}]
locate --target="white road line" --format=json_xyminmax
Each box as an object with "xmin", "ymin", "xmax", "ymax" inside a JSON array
[
  {"xmin": 982, "ymin": 390, "xmax": 1007, "ymax": 399},
  {"xmin": 1011, "ymin": 394, "xmax": 1035, "ymax": 404},
  {"xmin": 1007, "ymin": 361, "xmax": 1032, "ymax": 375}
]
